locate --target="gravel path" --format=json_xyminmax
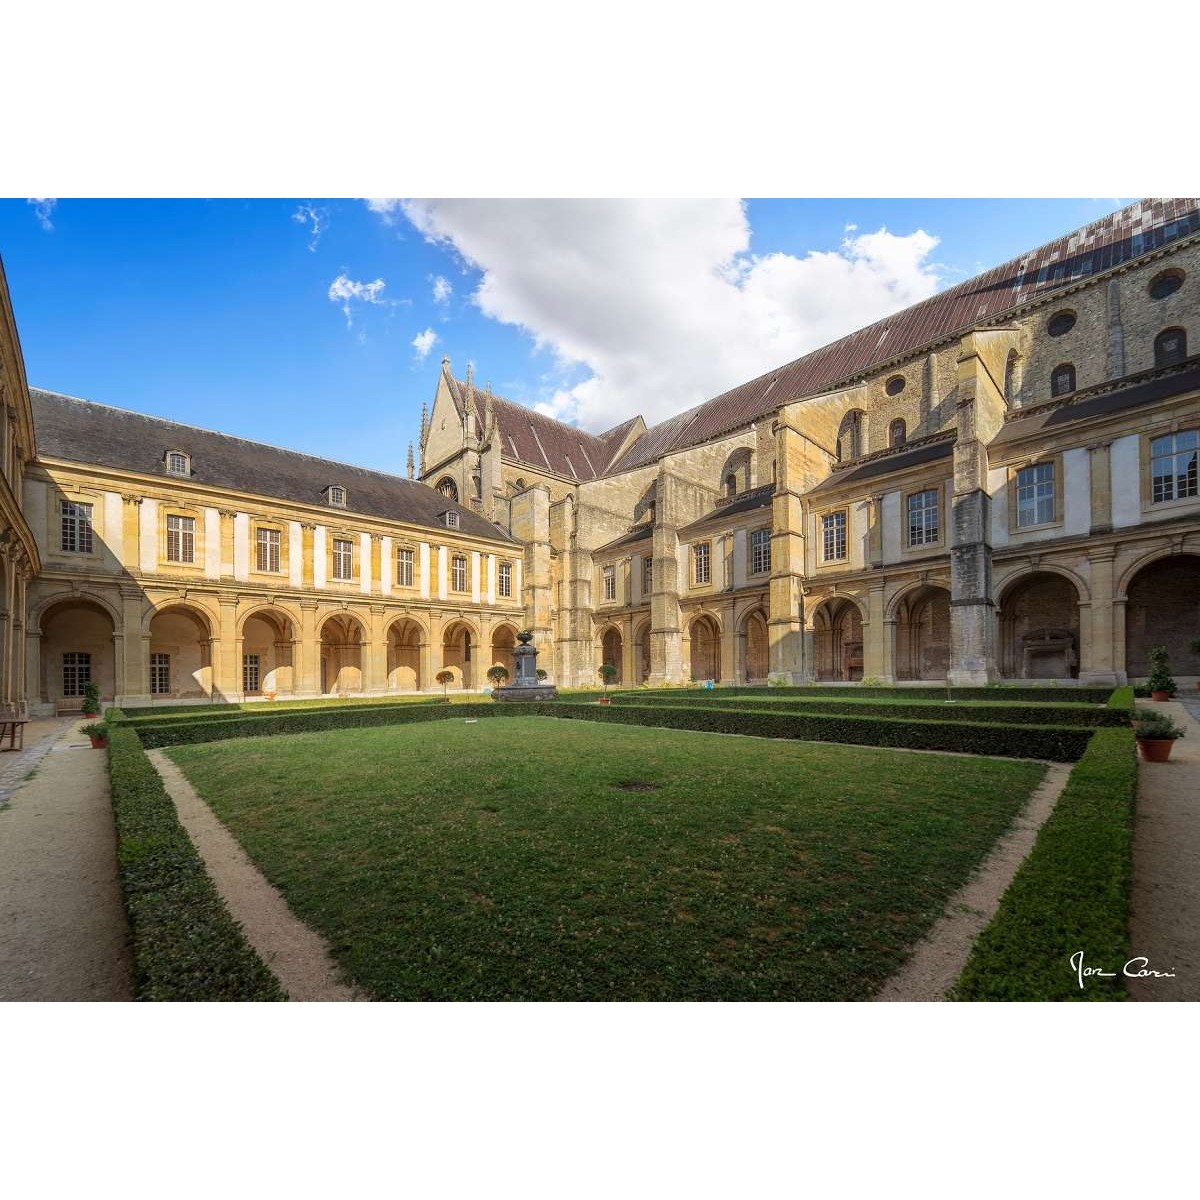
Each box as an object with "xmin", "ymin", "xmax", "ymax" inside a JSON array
[
  {"xmin": 147, "ymin": 749, "xmax": 362, "ymax": 1001},
  {"xmin": 1129, "ymin": 699, "xmax": 1200, "ymax": 1001},
  {"xmin": 0, "ymin": 721, "xmax": 132, "ymax": 1001},
  {"xmin": 876, "ymin": 761, "xmax": 1073, "ymax": 1002}
]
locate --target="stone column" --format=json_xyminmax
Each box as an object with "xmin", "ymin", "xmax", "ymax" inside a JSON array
[
  {"xmin": 367, "ymin": 605, "xmax": 387, "ymax": 693},
  {"xmin": 120, "ymin": 590, "xmax": 148, "ymax": 703},
  {"xmin": 863, "ymin": 584, "xmax": 889, "ymax": 681},
  {"xmin": 215, "ymin": 597, "xmax": 240, "ymax": 701},
  {"xmin": 719, "ymin": 603, "xmax": 736, "ymax": 683},
  {"xmin": 620, "ymin": 612, "xmax": 635, "ymax": 686},
  {"xmin": 299, "ymin": 602, "xmax": 320, "ymax": 695},
  {"xmin": 768, "ymin": 420, "xmax": 809, "ymax": 683}
]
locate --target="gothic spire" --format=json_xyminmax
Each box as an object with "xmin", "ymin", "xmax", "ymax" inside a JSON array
[{"xmin": 406, "ymin": 442, "xmax": 415, "ymax": 479}]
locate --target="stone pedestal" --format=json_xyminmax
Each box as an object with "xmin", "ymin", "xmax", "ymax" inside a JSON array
[{"xmin": 494, "ymin": 629, "xmax": 558, "ymax": 701}]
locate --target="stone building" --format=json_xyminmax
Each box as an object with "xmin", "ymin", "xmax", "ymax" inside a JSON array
[{"xmin": 421, "ymin": 198, "xmax": 1200, "ymax": 689}]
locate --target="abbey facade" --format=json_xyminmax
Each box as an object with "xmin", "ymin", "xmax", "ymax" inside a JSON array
[{"xmin": 1, "ymin": 198, "xmax": 1197, "ymax": 715}]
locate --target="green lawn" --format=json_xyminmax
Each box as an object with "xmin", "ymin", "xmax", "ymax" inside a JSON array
[{"xmin": 167, "ymin": 718, "xmax": 1046, "ymax": 1000}]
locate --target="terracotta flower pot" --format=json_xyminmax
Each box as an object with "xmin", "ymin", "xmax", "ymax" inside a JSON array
[
  {"xmin": 1151, "ymin": 690, "xmax": 1172, "ymax": 702},
  {"xmin": 1136, "ymin": 738, "xmax": 1175, "ymax": 762},
  {"xmin": 88, "ymin": 735, "xmax": 108, "ymax": 750},
  {"xmin": 598, "ymin": 696, "xmax": 611, "ymax": 705}
]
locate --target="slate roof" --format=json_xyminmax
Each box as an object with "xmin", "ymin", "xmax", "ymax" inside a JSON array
[
  {"xmin": 678, "ymin": 485, "xmax": 775, "ymax": 536},
  {"xmin": 593, "ymin": 524, "xmax": 655, "ymax": 555},
  {"xmin": 989, "ymin": 357, "xmax": 1200, "ymax": 447},
  {"xmin": 607, "ymin": 198, "xmax": 1200, "ymax": 472},
  {"xmin": 30, "ymin": 388, "xmax": 517, "ymax": 543},
  {"xmin": 805, "ymin": 436, "xmax": 956, "ymax": 496}
]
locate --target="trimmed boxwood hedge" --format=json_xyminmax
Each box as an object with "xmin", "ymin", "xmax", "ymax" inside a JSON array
[
  {"xmin": 1106, "ymin": 685, "xmax": 1135, "ymax": 712},
  {"xmin": 610, "ymin": 695, "xmax": 1126, "ymax": 727},
  {"xmin": 131, "ymin": 698, "xmax": 1094, "ymax": 761},
  {"xmin": 107, "ymin": 723, "xmax": 285, "ymax": 1001},
  {"xmin": 953, "ymin": 726, "xmax": 1138, "ymax": 1001},
  {"xmin": 606, "ymin": 685, "xmax": 1115, "ymax": 704}
]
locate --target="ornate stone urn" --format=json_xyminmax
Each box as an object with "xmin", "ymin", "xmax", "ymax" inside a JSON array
[{"xmin": 493, "ymin": 630, "xmax": 558, "ymax": 701}]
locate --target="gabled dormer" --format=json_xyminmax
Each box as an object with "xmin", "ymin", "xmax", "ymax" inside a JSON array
[
  {"xmin": 324, "ymin": 483, "xmax": 348, "ymax": 508},
  {"xmin": 164, "ymin": 448, "xmax": 191, "ymax": 477}
]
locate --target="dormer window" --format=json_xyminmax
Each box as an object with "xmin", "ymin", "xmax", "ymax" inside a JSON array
[
  {"xmin": 325, "ymin": 485, "xmax": 347, "ymax": 508},
  {"xmin": 443, "ymin": 510, "xmax": 460, "ymax": 530},
  {"xmin": 166, "ymin": 450, "xmax": 190, "ymax": 477}
]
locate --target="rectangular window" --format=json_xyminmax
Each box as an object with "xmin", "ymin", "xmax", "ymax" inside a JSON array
[
  {"xmin": 451, "ymin": 555, "xmax": 467, "ymax": 592},
  {"xmin": 60, "ymin": 501, "xmax": 94, "ymax": 554},
  {"xmin": 397, "ymin": 547, "xmax": 414, "ymax": 588},
  {"xmin": 821, "ymin": 511, "xmax": 847, "ymax": 561},
  {"xmin": 243, "ymin": 654, "xmax": 261, "ymax": 694},
  {"xmin": 1151, "ymin": 431, "xmax": 1199, "ymax": 503},
  {"xmin": 1016, "ymin": 462, "xmax": 1056, "ymax": 528},
  {"xmin": 907, "ymin": 489, "xmax": 941, "ymax": 546},
  {"xmin": 602, "ymin": 564, "xmax": 616, "ymax": 601},
  {"xmin": 166, "ymin": 514, "xmax": 195, "ymax": 563},
  {"xmin": 62, "ymin": 652, "xmax": 91, "ymax": 698},
  {"xmin": 256, "ymin": 527, "xmax": 280, "ymax": 573},
  {"xmin": 149, "ymin": 653, "xmax": 170, "ymax": 695},
  {"xmin": 750, "ymin": 528, "xmax": 771, "ymax": 574},
  {"xmin": 642, "ymin": 555, "xmax": 653, "ymax": 595},
  {"xmin": 332, "ymin": 537, "xmax": 353, "ymax": 580},
  {"xmin": 694, "ymin": 542, "xmax": 711, "ymax": 585},
  {"xmin": 498, "ymin": 561, "xmax": 512, "ymax": 599}
]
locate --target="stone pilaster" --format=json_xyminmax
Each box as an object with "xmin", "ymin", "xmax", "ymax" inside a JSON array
[{"xmin": 1088, "ymin": 441, "xmax": 1113, "ymax": 535}]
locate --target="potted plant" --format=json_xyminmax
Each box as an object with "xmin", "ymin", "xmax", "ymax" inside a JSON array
[
  {"xmin": 1147, "ymin": 645, "xmax": 1176, "ymax": 701},
  {"xmin": 597, "ymin": 662, "xmax": 618, "ymax": 703},
  {"xmin": 80, "ymin": 721, "xmax": 109, "ymax": 750},
  {"xmin": 82, "ymin": 680, "xmax": 101, "ymax": 717},
  {"xmin": 1133, "ymin": 707, "xmax": 1186, "ymax": 762},
  {"xmin": 435, "ymin": 669, "xmax": 454, "ymax": 700},
  {"xmin": 486, "ymin": 665, "xmax": 509, "ymax": 694}
]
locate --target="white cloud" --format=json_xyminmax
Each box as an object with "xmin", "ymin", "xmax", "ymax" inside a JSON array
[
  {"xmin": 27, "ymin": 198, "xmax": 57, "ymax": 232},
  {"xmin": 364, "ymin": 198, "xmax": 403, "ymax": 223},
  {"xmin": 292, "ymin": 202, "xmax": 327, "ymax": 251},
  {"xmin": 411, "ymin": 327, "xmax": 438, "ymax": 360},
  {"xmin": 327, "ymin": 273, "xmax": 387, "ymax": 327},
  {"xmin": 392, "ymin": 200, "xmax": 942, "ymax": 432},
  {"xmin": 431, "ymin": 275, "xmax": 453, "ymax": 305}
]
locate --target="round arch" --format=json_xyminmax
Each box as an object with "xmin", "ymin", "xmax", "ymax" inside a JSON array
[
  {"xmin": 441, "ymin": 618, "xmax": 479, "ymax": 690},
  {"xmin": 32, "ymin": 589, "xmax": 123, "ymax": 632},
  {"xmin": 995, "ymin": 562, "xmax": 1091, "ymax": 608},
  {"xmin": 140, "ymin": 596, "xmax": 217, "ymax": 639},
  {"xmin": 489, "ymin": 622, "xmax": 520, "ymax": 683},
  {"xmin": 1116, "ymin": 546, "xmax": 1200, "ymax": 601},
  {"xmin": 885, "ymin": 577, "xmax": 952, "ymax": 622},
  {"xmin": 148, "ymin": 603, "xmax": 215, "ymax": 699},
  {"xmin": 386, "ymin": 616, "xmax": 425, "ymax": 691},
  {"xmin": 738, "ymin": 606, "xmax": 770, "ymax": 683},
  {"xmin": 597, "ymin": 623, "xmax": 623, "ymax": 685},
  {"xmin": 236, "ymin": 602, "xmax": 300, "ymax": 640},
  {"xmin": 37, "ymin": 594, "xmax": 119, "ymax": 708},
  {"xmin": 320, "ymin": 612, "xmax": 365, "ymax": 694},
  {"xmin": 891, "ymin": 583, "xmax": 951, "ymax": 681},
  {"xmin": 240, "ymin": 606, "xmax": 299, "ymax": 697},
  {"xmin": 1123, "ymin": 552, "xmax": 1200, "ymax": 680},
  {"xmin": 632, "ymin": 618, "xmax": 652, "ymax": 685},
  {"xmin": 810, "ymin": 595, "xmax": 864, "ymax": 681},
  {"xmin": 997, "ymin": 570, "xmax": 1082, "ymax": 679},
  {"xmin": 687, "ymin": 612, "xmax": 722, "ymax": 683}
]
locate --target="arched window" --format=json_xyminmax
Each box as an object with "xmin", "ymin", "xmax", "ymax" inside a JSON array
[
  {"xmin": 837, "ymin": 410, "xmax": 864, "ymax": 461},
  {"xmin": 1004, "ymin": 350, "xmax": 1021, "ymax": 405},
  {"xmin": 1050, "ymin": 363, "xmax": 1076, "ymax": 398},
  {"xmin": 1155, "ymin": 327, "xmax": 1187, "ymax": 368},
  {"xmin": 889, "ymin": 419, "xmax": 906, "ymax": 448},
  {"xmin": 436, "ymin": 477, "xmax": 458, "ymax": 501},
  {"xmin": 724, "ymin": 473, "xmax": 737, "ymax": 499}
]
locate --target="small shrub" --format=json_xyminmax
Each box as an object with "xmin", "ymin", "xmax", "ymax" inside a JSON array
[
  {"xmin": 79, "ymin": 722, "xmax": 109, "ymax": 741},
  {"xmin": 486, "ymin": 665, "xmax": 509, "ymax": 687},
  {"xmin": 1132, "ymin": 708, "xmax": 1186, "ymax": 740},
  {"xmin": 1146, "ymin": 646, "xmax": 1176, "ymax": 696},
  {"xmin": 82, "ymin": 681, "xmax": 101, "ymax": 716},
  {"xmin": 435, "ymin": 669, "xmax": 454, "ymax": 698}
]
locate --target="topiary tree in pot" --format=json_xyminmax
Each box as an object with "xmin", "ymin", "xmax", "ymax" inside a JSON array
[
  {"xmin": 1147, "ymin": 646, "xmax": 1176, "ymax": 701},
  {"xmin": 82, "ymin": 681, "xmax": 101, "ymax": 717},
  {"xmin": 435, "ymin": 669, "xmax": 454, "ymax": 700},
  {"xmin": 597, "ymin": 662, "xmax": 618, "ymax": 703}
]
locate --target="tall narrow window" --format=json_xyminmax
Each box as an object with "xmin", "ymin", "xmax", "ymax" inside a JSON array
[
  {"xmin": 1050, "ymin": 363, "xmax": 1076, "ymax": 397},
  {"xmin": 166, "ymin": 514, "xmax": 195, "ymax": 563},
  {"xmin": 1150, "ymin": 431, "xmax": 1199, "ymax": 503},
  {"xmin": 60, "ymin": 501, "xmax": 94, "ymax": 554},
  {"xmin": 693, "ymin": 542, "xmax": 711, "ymax": 585},
  {"xmin": 451, "ymin": 554, "xmax": 467, "ymax": 592},
  {"xmin": 256, "ymin": 527, "xmax": 280, "ymax": 572},
  {"xmin": 889, "ymin": 419, "xmax": 907, "ymax": 448},
  {"xmin": 498, "ymin": 561, "xmax": 512, "ymax": 598},
  {"xmin": 150, "ymin": 653, "xmax": 171, "ymax": 695},
  {"xmin": 243, "ymin": 654, "xmax": 261, "ymax": 694},
  {"xmin": 332, "ymin": 537, "xmax": 353, "ymax": 580},
  {"xmin": 724, "ymin": 473, "xmax": 737, "ymax": 499},
  {"xmin": 1155, "ymin": 327, "xmax": 1187, "ymax": 368},
  {"xmin": 642, "ymin": 555, "xmax": 653, "ymax": 595},
  {"xmin": 602, "ymin": 564, "xmax": 616, "ymax": 601},
  {"xmin": 821, "ymin": 511, "xmax": 847, "ymax": 561},
  {"xmin": 397, "ymin": 547, "xmax": 414, "ymax": 588},
  {"xmin": 907, "ymin": 489, "xmax": 940, "ymax": 546},
  {"xmin": 1016, "ymin": 462, "xmax": 1056, "ymax": 528},
  {"xmin": 62, "ymin": 652, "xmax": 91, "ymax": 697},
  {"xmin": 750, "ymin": 528, "xmax": 771, "ymax": 574}
]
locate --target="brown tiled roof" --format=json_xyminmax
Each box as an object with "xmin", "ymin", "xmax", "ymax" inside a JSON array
[
  {"xmin": 607, "ymin": 198, "xmax": 1200, "ymax": 472},
  {"xmin": 31, "ymin": 388, "xmax": 518, "ymax": 543}
]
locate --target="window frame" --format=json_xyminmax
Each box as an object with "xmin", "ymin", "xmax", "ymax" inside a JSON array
[
  {"xmin": 149, "ymin": 652, "xmax": 171, "ymax": 695},
  {"xmin": 255, "ymin": 525, "xmax": 282, "ymax": 574},
  {"xmin": 1154, "ymin": 327, "xmax": 1187, "ymax": 369},
  {"xmin": 498, "ymin": 559, "xmax": 513, "ymax": 599},
  {"xmin": 396, "ymin": 545, "xmax": 415, "ymax": 589},
  {"xmin": 450, "ymin": 553, "xmax": 468, "ymax": 593},
  {"xmin": 1008, "ymin": 456, "xmax": 1063, "ymax": 533},
  {"xmin": 242, "ymin": 653, "xmax": 261, "ymax": 694},
  {"xmin": 749, "ymin": 526, "xmax": 771, "ymax": 575},
  {"xmin": 889, "ymin": 418, "xmax": 907, "ymax": 448},
  {"xmin": 60, "ymin": 499, "xmax": 94, "ymax": 555},
  {"xmin": 332, "ymin": 536, "xmax": 354, "ymax": 581},
  {"xmin": 326, "ymin": 484, "xmax": 347, "ymax": 508},
  {"xmin": 166, "ymin": 450, "xmax": 190, "ymax": 477},
  {"xmin": 904, "ymin": 486, "xmax": 942, "ymax": 549},
  {"xmin": 601, "ymin": 563, "xmax": 617, "ymax": 602},
  {"xmin": 1050, "ymin": 363, "xmax": 1076, "ymax": 398},
  {"xmin": 62, "ymin": 651, "xmax": 91, "ymax": 698},
  {"xmin": 1145, "ymin": 427, "xmax": 1199, "ymax": 508},
  {"xmin": 165, "ymin": 512, "xmax": 196, "ymax": 564},
  {"xmin": 692, "ymin": 540, "xmax": 711, "ymax": 587},
  {"xmin": 642, "ymin": 553, "xmax": 653, "ymax": 597},
  {"xmin": 819, "ymin": 508, "xmax": 849, "ymax": 564}
]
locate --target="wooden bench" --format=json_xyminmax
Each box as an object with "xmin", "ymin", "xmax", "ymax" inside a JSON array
[{"xmin": 0, "ymin": 712, "xmax": 29, "ymax": 752}]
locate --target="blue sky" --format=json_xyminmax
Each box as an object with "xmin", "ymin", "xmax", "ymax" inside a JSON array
[{"xmin": 0, "ymin": 198, "xmax": 1129, "ymax": 475}]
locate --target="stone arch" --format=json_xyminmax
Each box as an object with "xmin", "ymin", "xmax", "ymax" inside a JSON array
[
  {"xmin": 441, "ymin": 618, "xmax": 478, "ymax": 690},
  {"xmin": 632, "ymin": 618, "xmax": 652, "ymax": 684},
  {"xmin": 1124, "ymin": 553, "xmax": 1200, "ymax": 680},
  {"xmin": 386, "ymin": 616, "xmax": 425, "ymax": 691},
  {"xmin": 240, "ymin": 606, "xmax": 297, "ymax": 697},
  {"xmin": 719, "ymin": 446, "xmax": 753, "ymax": 497},
  {"xmin": 836, "ymin": 409, "xmax": 866, "ymax": 461},
  {"xmin": 892, "ymin": 583, "xmax": 951, "ymax": 681},
  {"xmin": 687, "ymin": 612, "xmax": 722, "ymax": 682},
  {"xmin": 31, "ymin": 588, "xmax": 123, "ymax": 632},
  {"xmin": 812, "ymin": 596, "xmax": 864, "ymax": 681},
  {"xmin": 148, "ymin": 602, "xmax": 215, "ymax": 699},
  {"xmin": 140, "ymin": 596, "xmax": 217, "ymax": 639},
  {"xmin": 320, "ymin": 611, "xmax": 366, "ymax": 694},
  {"xmin": 489, "ymin": 621, "xmax": 520, "ymax": 683},
  {"xmin": 598, "ymin": 624, "xmax": 623, "ymax": 684},
  {"xmin": 997, "ymin": 571, "xmax": 1081, "ymax": 679},
  {"xmin": 38, "ymin": 595, "xmax": 118, "ymax": 707},
  {"xmin": 739, "ymin": 607, "xmax": 769, "ymax": 683},
  {"xmin": 1004, "ymin": 349, "xmax": 1022, "ymax": 406}
]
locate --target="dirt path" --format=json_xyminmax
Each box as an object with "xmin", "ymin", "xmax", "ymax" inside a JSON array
[
  {"xmin": 0, "ymin": 721, "xmax": 132, "ymax": 1001},
  {"xmin": 1129, "ymin": 699, "xmax": 1200, "ymax": 1001},
  {"xmin": 146, "ymin": 749, "xmax": 361, "ymax": 1001},
  {"xmin": 876, "ymin": 761, "xmax": 1073, "ymax": 1002}
]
